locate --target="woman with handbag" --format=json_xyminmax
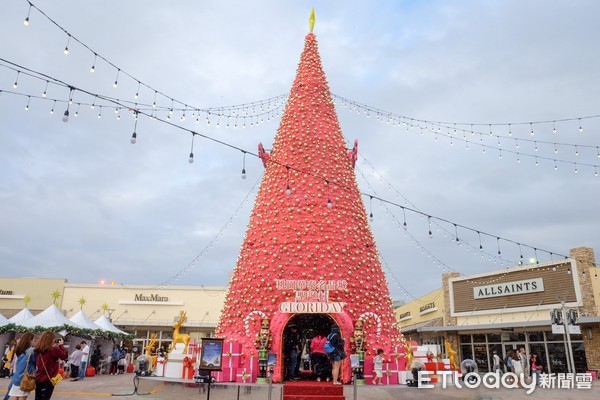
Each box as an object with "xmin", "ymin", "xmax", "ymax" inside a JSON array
[
  {"xmin": 7, "ymin": 332, "xmax": 36, "ymax": 400},
  {"xmin": 327, "ymin": 325, "xmax": 347, "ymax": 385},
  {"xmin": 34, "ymin": 332, "xmax": 67, "ymax": 400}
]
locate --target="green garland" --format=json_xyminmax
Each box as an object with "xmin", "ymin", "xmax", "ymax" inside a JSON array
[{"xmin": 0, "ymin": 323, "xmax": 134, "ymax": 340}]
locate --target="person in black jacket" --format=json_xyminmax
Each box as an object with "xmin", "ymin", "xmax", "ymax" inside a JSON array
[
  {"xmin": 284, "ymin": 325, "xmax": 301, "ymax": 381},
  {"xmin": 328, "ymin": 325, "xmax": 346, "ymax": 385}
]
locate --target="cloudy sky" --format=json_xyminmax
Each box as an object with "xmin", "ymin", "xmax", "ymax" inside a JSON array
[{"xmin": 1, "ymin": 0, "xmax": 598, "ymax": 303}]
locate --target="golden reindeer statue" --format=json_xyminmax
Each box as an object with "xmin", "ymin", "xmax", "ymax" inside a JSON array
[
  {"xmin": 171, "ymin": 310, "xmax": 191, "ymax": 353},
  {"xmin": 145, "ymin": 333, "xmax": 158, "ymax": 371}
]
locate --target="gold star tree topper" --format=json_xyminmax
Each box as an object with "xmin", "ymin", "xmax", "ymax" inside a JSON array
[{"xmin": 309, "ymin": 8, "xmax": 315, "ymax": 33}]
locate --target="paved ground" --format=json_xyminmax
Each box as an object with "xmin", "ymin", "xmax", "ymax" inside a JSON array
[{"xmin": 0, "ymin": 374, "xmax": 598, "ymax": 400}]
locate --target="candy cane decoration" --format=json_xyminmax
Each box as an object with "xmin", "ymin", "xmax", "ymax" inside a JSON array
[
  {"xmin": 244, "ymin": 310, "xmax": 267, "ymax": 336},
  {"xmin": 358, "ymin": 312, "xmax": 382, "ymax": 335}
]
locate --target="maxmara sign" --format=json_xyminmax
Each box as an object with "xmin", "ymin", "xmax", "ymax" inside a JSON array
[
  {"xmin": 473, "ymin": 278, "xmax": 544, "ymax": 299},
  {"xmin": 275, "ymin": 279, "xmax": 347, "ymax": 314}
]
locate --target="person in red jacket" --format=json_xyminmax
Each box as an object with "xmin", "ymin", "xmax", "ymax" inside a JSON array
[{"xmin": 34, "ymin": 332, "xmax": 67, "ymax": 400}]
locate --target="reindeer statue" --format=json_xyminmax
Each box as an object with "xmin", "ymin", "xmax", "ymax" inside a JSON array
[
  {"xmin": 143, "ymin": 333, "xmax": 158, "ymax": 372},
  {"xmin": 171, "ymin": 310, "xmax": 191, "ymax": 354}
]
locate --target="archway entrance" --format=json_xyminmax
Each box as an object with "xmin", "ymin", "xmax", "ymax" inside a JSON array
[{"xmin": 282, "ymin": 313, "xmax": 337, "ymax": 381}]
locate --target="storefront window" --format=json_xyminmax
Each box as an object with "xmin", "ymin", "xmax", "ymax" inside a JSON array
[
  {"xmin": 528, "ymin": 332, "xmax": 544, "ymax": 342},
  {"xmin": 572, "ymin": 342, "xmax": 587, "ymax": 373},
  {"xmin": 459, "ymin": 335, "xmax": 471, "ymax": 344},
  {"xmin": 507, "ymin": 332, "xmax": 526, "ymax": 342},
  {"xmin": 487, "ymin": 334, "xmax": 501, "ymax": 343},
  {"xmin": 460, "ymin": 344, "xmax": 473, "ymax": 362},
  {"xmin": 473, "ymin": 344, "xmax": 489, "ymax": 372},
  {"xmin": 547, "ymin": 342, "xmax": 568, "ymax": 373},
  {"xmin": 473, "ymin": 334, "xmax": 486, "ymax": 343}
]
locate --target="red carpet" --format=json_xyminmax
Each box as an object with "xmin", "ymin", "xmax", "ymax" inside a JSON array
[{"xmin": 283, "ymin": 381, "xmax": 345, "ymax": 400}]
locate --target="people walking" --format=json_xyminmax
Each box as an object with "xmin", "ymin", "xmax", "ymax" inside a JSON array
[
  {"xmin": 34, "ymin": 332, "xmax": 67, "ymax": 400},
  {"xmin": 284, "ymin": 325, "xmax": 301, "ymax": 381},
  {"xmin": 68, "ymin": 345, "xmax": 83, "ymax": 381},
  {"xmin": 309, "ymin": 332, "xmax": 330, "ymax": 382},
  {"xmin": 78, "ymin": 341, "xmax": 90, "ymax": 381},
  {"xmin": 327, "ymin": 325, "xmax": 346, "ymax": 385},
  {"xmin": 7, "ymin": 332, "xmax": 36, "ymax": 400}
]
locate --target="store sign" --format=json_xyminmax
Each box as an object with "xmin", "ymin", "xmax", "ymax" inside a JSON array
[
  {"xmin": 275, "ymin": 279, "xmax": 347, "ymax": 314},
  {"xmin": 419, "ymin": 302, "xmax": 436, "ymax": 314},
  {"xmin": 473, "ymin": 278, "xmax": 544, "ymax": 299},
  {"xmin": 398, "ymin": 311, "xmax": 411, "ymax": 321},
  {"xmin": 134, "ymin": 293, "xmax": 169, "ymax": 302},
  {"xmin": 0, "ymin": 289, "xmax": 14, "ymax": 295},
  {"xmin": 551, "ymin": 324, "xmax": 581, "ymax": 335}
]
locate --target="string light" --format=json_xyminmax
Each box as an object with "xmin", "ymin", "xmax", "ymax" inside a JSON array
[
  {"xmin": 579, "ymin": 118, "xmax": 583, "ymax": 133},
  {"xmin": 134, "ymin": 81, "xmax": 140, "ymax": 99},
  {"xmin": 90, "ymin": 53, "xmax": 96, "ymax": 73},
  {"xmin": 24, "ymin": 95, "xmax": 30, "ymax": 111},
  {"xmin": 63, "ymin": 35, "xmax": 70, "ymax": 55},
  {"xmin": 428, "ymin": 217, "xmax": 432, "ymax": 238},
  {"xmin": 13, "ymin": 71, "xmax": 19, "ymax": 88},
  {"xmin": 130, "ymin": 111, "xmax": 138, "ymax": 144},
  {"xmin": 113, "ymin": 69, "xmax": 120, "ymax": 88},
  {"xmin": 23, "ymin": 2, "xmax": 31, "ymax": 26},
  {"xmin": 241, "ymin": 151, "xmax": 247, "ymax": 179},
  {"xmin": 49, "ymin": 99, "xmax": 55, "ymax": 114},
  {"xmin": 188, "ymin": 133, "xmax": 195, "ymax": 164},
  {"xmin": 369, "ymin": 196, "xmax": 374, "ymax": 222},
  {"xmin": 62, "ymin": 87, "xmax": 73, "ymax": 122},
  {"xmin": 42, "ymin": 80, "xmax": 48, "ymax": 97}
]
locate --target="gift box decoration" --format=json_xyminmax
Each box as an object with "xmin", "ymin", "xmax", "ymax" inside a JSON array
[
  {"xmin": 182, "ymin": 357, "xmax": 196, "ymax": 380},
  {"xmin": 214, "ymin": 367, "xmax": 237, "ymax": 382},
  {"xmin": 383, "ymin": 363, "xmax": 399, "ymax": 385},
  {"xmin": 363, "ymin": 356, "xmax": 374, "ymax": 380},
  {"xmin": 223, "ymin": 342, "xmax": 242, "ymax": 368}
]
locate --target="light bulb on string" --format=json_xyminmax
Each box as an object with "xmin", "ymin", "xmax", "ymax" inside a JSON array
[
  {"xmin": 130, "ymin": 111, "xmax": 138, "ymax": 144},
  {"xmin": 454, "ymin": 224, "xmax": 460, "ymax": 245},
  {"xmin": 134, "ymin": 81, "xmax": 140, "ymax": 99},
  {"xmin": 50, "ymin": 100, "xmax": 56, "ymax": 114},
  {"xmin": 42, "ymin": 80, "xmax": 49, "ymax": 97},
  {"xmin": 188, "ymin": 133, "xmax": 195, "ymax": 164},
  {"xmin": 369, "ymin": 196, "xmax": 374, "ymax": 222},
  {"xmin": 402, "ymin": 207, "xmax": 407, "ymax": 230},
  {"xmin": 477, "ymin": 231, "xmax": 483, "ymax": 250},
  {"xmin": 24, "ymin": 96, "xmax": 30, "ymax": 111},
  {"xmin": 496, "ymin": 237, "xmax": 501, "ymax": 255},
  {"xmin": 74, "ymin": 103, "xmax": 80, "ymax": 117},
  {"xmin": 113, "ymin": 69, "xmax": 120, "ymax": 88},
  {"xmin": 116, "ymin": 107, "xmax": 121, "ymax": 120},
  {"xmin": 428, "ymin": 217, "xmax": 432, "ymax": 238},
  {"xmin": 530, "ymin": 122, "xmax": 534, "ymax": 135},
  {"xmin": 241, "ymin": 151, "xmax": 247, "ymax": 179},
  {"xmin": 553, "ymin": 121, "xmax": 557, "ymax": 134},
  {"xmin": 578, "ymin": 119, "xmax": 583, "ymax": 133},
  {"xmin": 24, "ymin": 3, "xmax": 31, "ymax": 26},
  {"xmin": 62, "ymin": 87, "xmax": 73, "ymax": 122},
  {"xmin": 13, "ymin": 71, "xmax": 19, "ymax": 89},
  {"xmin": 152, "ymin": 91, "xmax": 157, "ymax": 108},
  {"xmin": 97, "ymin": 105, "xmax": 102, "ymax": 119},
  {"xmin": 63, "ymin": 35, "xmax": 70, "ymax": 55},
  {"xmin": 90, "ymin": 53, "xmax": 97, "ymax": 72},
  {"xmin": 91, "ymin": 97, "xmax": 96, "ymax": 109}
]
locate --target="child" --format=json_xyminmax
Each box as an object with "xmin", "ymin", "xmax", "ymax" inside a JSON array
[{"xmin": 373, "ymin": 348, "xmax": 384, "ymax": 385}]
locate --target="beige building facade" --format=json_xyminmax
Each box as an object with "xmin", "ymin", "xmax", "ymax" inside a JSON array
[
  {"xmin": 0, "ymin": 278, "xmax": 227, "ymax": 352},
  {"xmin": 396, "ymin": 247, "xmax": 600, "ymax": 374}
]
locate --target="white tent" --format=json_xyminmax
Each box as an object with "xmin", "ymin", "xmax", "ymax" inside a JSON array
[
  {"xmin": 9, "ymin": 307, "xmax": 33, "ymax": 324},
  {"xmin": 69, "ymin": 310, "xmax": 103, "ymax": 330},
  {"xmin": 94, "ymin": 315, "xmax": 128, "ymax": 335},
  {"xmin": 20, "ymin": 304, "xmax": 82, "ymax": 329},
  {"xmin": 0, "ymin": 313, "xmax": 9, "ymax": 327}
]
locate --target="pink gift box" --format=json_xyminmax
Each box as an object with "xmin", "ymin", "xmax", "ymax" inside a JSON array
[
  {"xmin": 363, "ymin": 357, "xmax": 374, "ymax": 379},
  {"xmin": 235, "ymin": 366, "xmax": 258, "ymax": 383},
  {"xmin": 214, "ymin": 367, "xmax": 237, "ymax": 382},
  {"xmin": 383, "ymin": 364, "xmax": 399, "ymax": 385},
  {"xmin": 222, "ymin": 342, "xmax": 242, "ymax": 368}
]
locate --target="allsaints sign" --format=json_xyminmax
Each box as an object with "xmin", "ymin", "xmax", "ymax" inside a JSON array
[{"xmin": 473, "ymin": 278, "xmax": 544, "ymax": 299}]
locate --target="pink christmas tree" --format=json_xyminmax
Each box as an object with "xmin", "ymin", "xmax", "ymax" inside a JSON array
[{"xmin": 216, "ymin": 28, "xmax": 400, "ymax": 383}]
